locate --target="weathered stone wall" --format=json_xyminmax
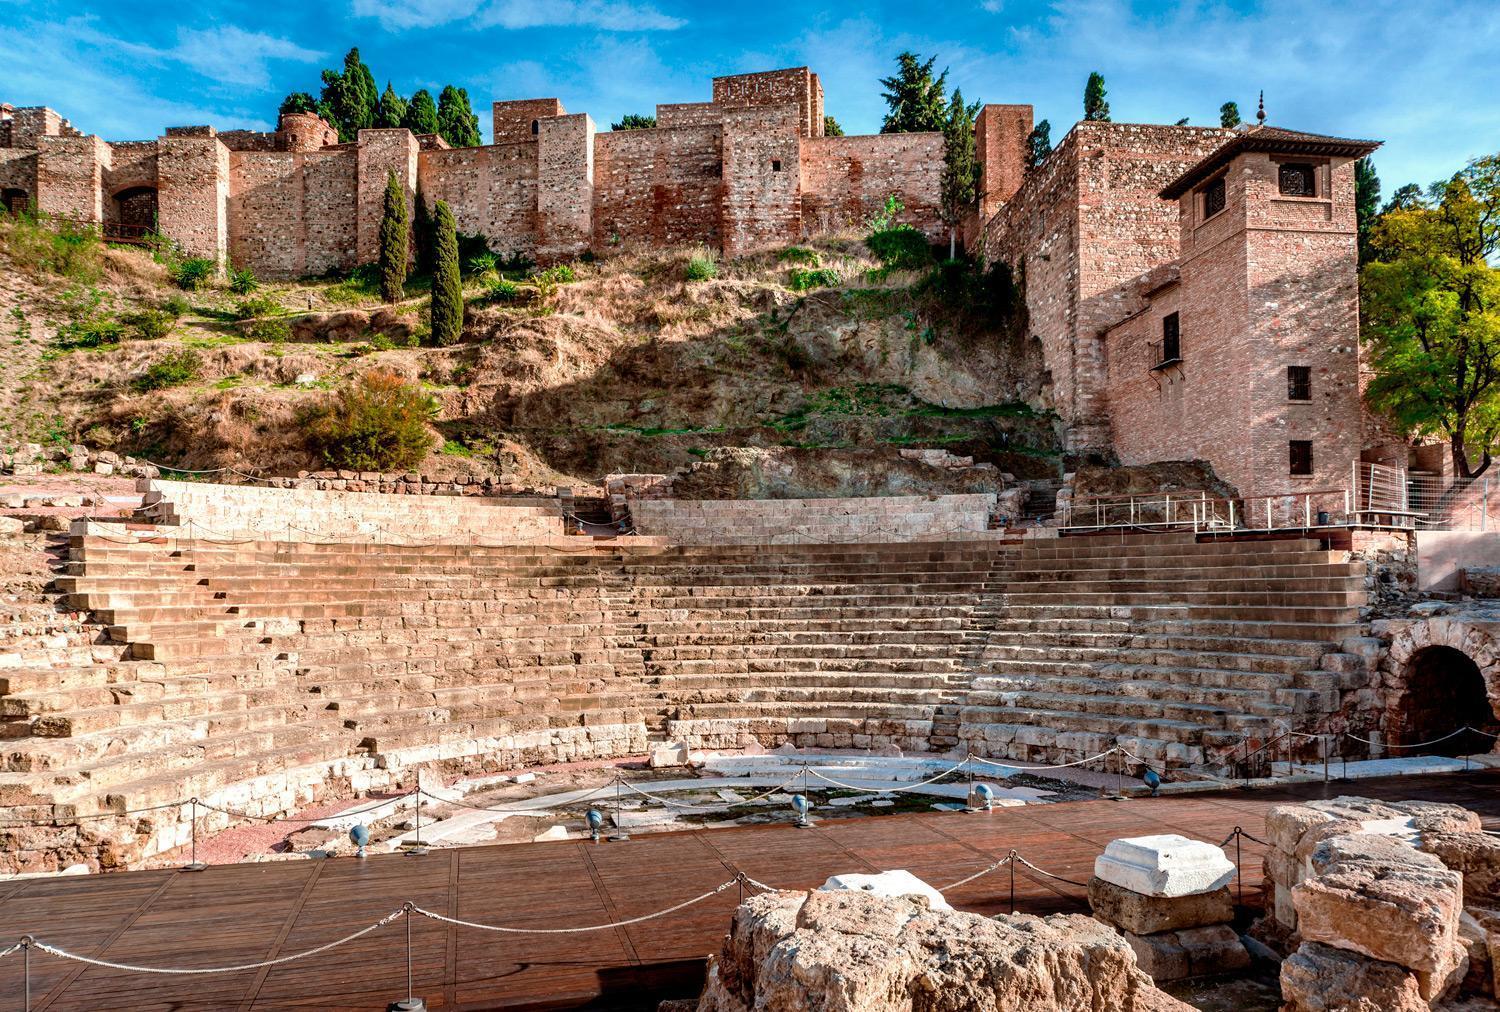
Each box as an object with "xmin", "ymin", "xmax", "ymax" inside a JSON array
[
  {"xmin": 629, "ymin": 492, "xmax": 999, "ymax": 543},
  {"xmin": 35, "ymin": 134, "xmax": 108, "ymax": 220},
  {"xmin": 591, "ymin": 125, "xmax": 722, "ymax": 249},
  {"xmin": 491, "ymin": 98, "xmax": 563, "ymax": 144},
  {"xmin": 355, "ymin": 128, "xmax": 418, "ymax": 264},
  {"xmin": 0, "ymin": 148, "xmax": 37, "ymax": 200},
  {"xmin": 712, "ymin": 67, "xmax": 823, "ymax": 138},
  {"xmin": 721, "ymin": 103, "xmax": 802, "ymax": 256},
  {"xmin": 536, "ymin": 113, "xmax": 595, "ymax": 262},
  {"xmin": 156, "ymin": 129, "xmax": 229, "ymax": 262},
  {"xmin": 419, "ymin": 142, "xmax": 539, "ymax": 257},
  {"xmin": 227, "ymin": 150, "xmax": 359, "ymax": 278},
  {"xmin": 654, "ymin": 102, "xmax": 722, "ymax": 129},
  {"xmin": 799, "ymin": 133, "xmax": 943, "ymax": 239},
  {"xmin": 975, "ymin": 103, "xmax": 1033, "ymax": 222}
]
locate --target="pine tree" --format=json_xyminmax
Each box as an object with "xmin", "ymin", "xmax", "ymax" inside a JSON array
[
  {"xmin": 377, "ymin": 83, "xmax": 408, "ymax": 129},
  {"xmin": 413, "ymin": 184, "xmax": 434, "ymax": 276},
  {"xmin": 378, "ymin": 170, "xmax": 409, "ymax": 303},
  {"xmin": 319, "ymin": 48, "xmax": 379, "ymax": 142},
  {"xmin": 1219, "ymin": 102, "xmax": 1241, "ymax": 128},
  {"xmin": 880, "ymin": 51, "xmax": 950, "ymax": 134},
  {"xmin": 403, "ymin": 89, "xmax": 441, "ymax": 136},
  {"xmin": 1026, "ymin": 120, "xmax": 1052, "ymax": 170},
  {"xmin": 1383, "ymin": 183, "xmax": 1423, "ymax": 213},
  {"xmin": 1083, "ymin": 72, "xmax": 1110, "ymax": 122},
  {"xmin": 610, "ymin": 113, "xmax": 656, "ymax": 131},
  {"xmin": 436, "ymin": 86, "xmax": 482, "ymax": 147},
  {"xmin": 279, "ymin": 92, "xmax": 318, "ymax": 117},
  {"xmin": 1354, "ymin": 157, "xmax": 1381, "ymax": 266},
  {"xmin": 940, "ymin": 87, "xmax": 981, "ymax": 258},
  {"xmin": 429, "ymin": 200, "xmax": 463, "ymax": 347},
  {"xmin": 823, "ymin": 115, "xmax": 845, "ymax": 137}
]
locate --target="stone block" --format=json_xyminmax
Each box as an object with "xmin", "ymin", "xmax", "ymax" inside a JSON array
[
  {"xmin": 649, "ymin": 741, "xmax": 691, "ymax": 768},
  {"xmin": 1123, "ymin": 924, "xmax": 1249, "ymax": 982},
  {"xmin": 1094, "ymin": 835, "xmax": 1235, "ymax": 898},
  {"xmin": 819, "ymin": 870, "xmax": 951, "ymax": 911},
  {"xmin": 1280, "ymin": 941, "xmax": 1427, "ymax": 1012},
  {"xmin": 1266, "ymin": 803, "xmax": 1337, "ymax": 854},
  {"xmin": 1420, "ymin": 831, "xmax": 1500, "ymax": 904},
  {"xmin": 1088, "ymin": 877, "xmax": 1233, "ymax": 935}
]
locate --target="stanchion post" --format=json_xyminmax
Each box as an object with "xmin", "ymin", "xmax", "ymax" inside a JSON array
[
  {"xmin": 1235, "ymin": 828, "xmax": 1243, "ymax": 907},
  {"xmin": 1323, "ymin": 735, "xmax": 1329, "ymax": 784},
  {"xmin": 183, "ymin": 798, "xmax": 206, "ymax": 872},
  {"xmin": 608, "ymin": 776, "xmax": 629, "ymax": 842},
  {"xmin": 407, "ymin": 786, "xmax": 427, "ymax": 857},
  {"xmin": 388, "ymin": 902, "xmax": 426, "ymax": 1011},
  {"xmin": 1008, "ymin": 851, "xmax": 1016, "ymax": 915},
  {"xmin": 22, "ymin": 935, "xmax": 31, "ymax": 1012}
]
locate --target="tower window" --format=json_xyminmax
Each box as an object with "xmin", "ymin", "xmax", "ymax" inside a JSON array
[
  {"xmin": 531, "ymin": 119, "xmax": 539, "ymax": 135},
  {"xmin": 1203, "ymin": 177, "xmax": 1226, "ymax": 218},
  {"xmin": 1289, "ymin": 440, "xmax": 1313, "ymax": 476},
  {"xmin": 1287, "ymin": 365, "xmax": 1312, "ymax": 401},
  {"xmin": 1278, "ymin": 162, "xmax": 1316, "ymax": 197},
  {"xmin": 1161, "ymin": 312, "xmax": 1181, "ymax": 363},
  {"xmin": 771, "ymin": 159, "xmax": 782, "ymax": 172}
]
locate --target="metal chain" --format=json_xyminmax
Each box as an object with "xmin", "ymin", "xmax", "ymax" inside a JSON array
[{"xmin": 410, "ymin": 879, "xmax": 740, "ymax": 934}]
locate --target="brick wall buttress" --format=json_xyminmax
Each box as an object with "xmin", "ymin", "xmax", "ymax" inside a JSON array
[
  {"xmin": 157, "ymin": 131, "xmax": 230, "ymax": 263},
  {"xmin": 356, "ymin": 128, "xmax": 419, "ymax": 264},
  {"xmin": 536, "ymin": 114, "xmax": 595, "ymax": 262},
  {"xmin": 721, "ymin": 104, "xmax": 802, "ymax": 257}
]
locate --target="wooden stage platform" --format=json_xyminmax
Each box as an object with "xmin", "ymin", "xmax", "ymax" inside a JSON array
[{"xmin": 4, "ymin": 771, "xmax": 1499, "ymax": 1011}]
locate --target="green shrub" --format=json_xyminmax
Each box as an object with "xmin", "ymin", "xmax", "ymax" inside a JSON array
[
  {"xmin": 127, "ymin": 308, "xmax": 175, "ymax": 340},
  {"xmin": 56, "ymin": 315, "xmax": 125, "ymax": 350},
  {"xmin": 169, "ymin": 257, "xmax": 217, "ymax": 290},
  {"xmin": 455, "ymin": 232, "xmax": 493, "ymax": 274},
  {"xmin": 865, "ymin": 225, "xmax": 933, "ymax": 270},
  {"xmin": 463, "ymin": 250, "xmax": 499, "ymax": 277},
  {"xmin": 246, "ymin": 318, "xmax": 291, "ymax": 343},
  {"xmin": 132, "ymin": 349, "xmax": 201, "ymax": 392},
  {"xmin": 685, "ymin": 255, "xmax": 717, "ymax": 282},
  {"xmin": 483, "ymin": 278, "xmax": 520, "ymax": 303},
  {"xmin": 2, "ymin": 214, "xmax": 103, "ymax": 280},
  {"xmin": 777, "ymin": 246, "xmax": 820, "ymax": 266},
  {"xmin": 788, "ymin": 267, "xmax": 841, "ymax": 291},
  {"xmin": 232, "ymin": 294, "xmax": 283, "ymax": 320},
  {"xmin": 304, "ymin": 370, "xmax": 436, "ymax": 471},
  {"xmin": 227, "ymin": 265, "xmax": 259, "ymax": 294},
  {"xmin": 161, "ymin": 295, "xmax": 192, "ymax": 318},
  {"xmin": 533, "ymin": 264, "xmax": 575, "ymax": 285}
]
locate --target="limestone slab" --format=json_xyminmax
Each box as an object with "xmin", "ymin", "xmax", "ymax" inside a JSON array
[
  {"xmin": 1088, "ymin": 877, "xmax": 1233, "ymax": 935},
  {"xmin": 1094, "ymin": 835, "xmax": 1235, "ymax": 898},
  {"xmin": 1123, "ymin": 924, "xmax": 1249, "ymax": 982},
  {"xmin": 819, "ymin": 869, "xmax": 952, "ymax": 911}
]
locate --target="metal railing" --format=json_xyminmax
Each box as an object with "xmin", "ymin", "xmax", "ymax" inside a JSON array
[
  {"xmin": 1353, "ymin": 461, "xmax": 1498, "ymax": 531},
  {"xmin": 1059, "ymin": 487, "xmax": 1350, "ymax": 533}
]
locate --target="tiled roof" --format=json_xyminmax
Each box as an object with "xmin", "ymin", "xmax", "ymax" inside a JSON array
[{"xmin": 1160, "ymin": 125, "xmax": 1381, "ymax": 199}]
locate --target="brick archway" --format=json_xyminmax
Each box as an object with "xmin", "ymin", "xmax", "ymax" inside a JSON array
[{"xmin": 1385, "ymin": 618, "xmax": 1500, "ymax": 753}]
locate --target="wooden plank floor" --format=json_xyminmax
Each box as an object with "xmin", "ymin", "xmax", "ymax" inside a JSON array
[{"xmin": 3, "ymin": 771, "xmax": 1499, "ymax": 1011}]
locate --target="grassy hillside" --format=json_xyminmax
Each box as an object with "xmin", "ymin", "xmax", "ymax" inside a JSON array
[{"xmin": 0, "ymin": 216, "xmax": 1063, "ymax": 490}]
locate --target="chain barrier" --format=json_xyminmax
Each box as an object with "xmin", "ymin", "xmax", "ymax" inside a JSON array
[
  {"xmin": 411, "ymin": 879, "xmax": 740, "ymax": 934},
  {"xmin": 616, "ymin": 773, "xmax": 805, "ymax": 810},
  {"xmin": 1218, "ymin": 825, "xmax": 1269, "ymax": 849}
]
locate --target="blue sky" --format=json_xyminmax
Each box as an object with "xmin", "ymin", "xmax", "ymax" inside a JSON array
[{"xmin": 3, "ymin": 0, "xmax": 1497, "ymax": 195}]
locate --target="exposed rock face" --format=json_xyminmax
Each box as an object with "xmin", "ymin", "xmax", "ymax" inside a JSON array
[
  {"xmin": 1088, "ymin": 877, "xmax": 1234, "ymax": 935},
  {"xmin": 1281, "ymin": 941, "xmax": 1428, "ymax": 1012},
  {"xmin": 695, "ymin": 889, "xmax": 1194, "ymax": 1012}
]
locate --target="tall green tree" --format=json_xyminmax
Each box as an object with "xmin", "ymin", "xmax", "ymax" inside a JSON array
[
  {"xmin": 402, "ymin": 89, "xmax": 441, "ymax": 136},
  {"xmin": 1026, "ymin": 120, "xmax": 1052, "ymax": 171},
  {"xmin": 378, "ymin": 170, "xmax": 409, "ymax": 303},
  {"xmin": 1083, "ymin": 72, "xmax": 1110, "ymax": 122},
  {"xmin": 610, "ymin": 113, "xmax": 656, "ymax": 131},
  {"xmin": 413, "ymin": 185, "xmax": 434, "ymax": 276},
  {"xmin": 319, "ymin": 47, "xmax": 379, "ymax": 142},
  {"xmin": 279, "ymin": 91, "xmax": 319, "ymax": 117},
  {"xmin": 823, "ymin": 115, "xmax": 845, "ymax": 137},
  {"xmin": 436, "ymin": 86, "xmax": 482, "ymax": 147},
  {"xmin": 1363, "ymin": 154, "xmax": 1500, "ymax": 478},
  {"xmin": 1219, "ymin": 102, "xmax": 1241, "ymax": 128},
  {"xmin": 880, "ymin": 51, "xmax": 949, "ymax": 134},
  {"xmin": 376, "ymin": 83, "xmax": 408, "ymax": 129},
  {"xmin": 1355, "ymin": 157, "xmax": 1381, "ymax": 266},
  {"xmin": 939, "ymin": 87, "xmax": 981, "ymax": 258},
  {"xmin": 429, "ymin": 200, "xmax": 464, "ymax": 347},
  {"xmin": 1384, "ymin": 183, "xmax": 1423, "ymax": 214}
]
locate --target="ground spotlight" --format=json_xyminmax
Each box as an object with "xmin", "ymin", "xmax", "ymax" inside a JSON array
[
  {"xmin": 966, "ymin": 782, "xmax": 996, "ymax": 813},
  {"xmin": 350, "ymin": 823, "xmax": 370, "ymax": 858},
  {"xmin": 586, "ymin": 808, "xmax": 604, "ymax": 842},
  {"xmin": 791, "ymin": 793, "xmax": 812, "ymax": 828}
]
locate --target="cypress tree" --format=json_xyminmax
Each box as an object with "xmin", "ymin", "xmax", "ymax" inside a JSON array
[
  {"xmin": 279, "ymin": 92, "xmax": 318, "ymax": 117},
  {"xmin": 823, "ymin": 115, "xmax": 844, "ymax": 137},
  {"xmin": 1219, "ymin": 101, "xmax": 1241, "ymax": 128},
  {"xmin": 1083, "ymin": 72, "xmax": 1110, "ymax": 122},
  {"xmin": 610, "ymin": 113, "xmax": 656, "ymax": 131},
  {"xmin": 429, "ymin": 200, "xmax": 463, "ymax": 347},
  {"xmin": 1354, "ymin": 158, "xmax": 1381, "ymax": 265},
  {"xmin": 940, "ymin": 87, "xmax": 981, "ymax": 258},
  {"xmin": 436, "ymin": 86, "xmax": 482, "ymax": 147},
  {"xmin": 403, "ymin": 89, "xmax": 441, "ymax": 136},
  {"xmin": 1026, "ymin": 120, "xmax": 1052, "ymax": 171},
  {"xmin": 377, "ymin": 83, "xmax": 408, "ymax": 129},
  {"xmin": 378, "ymin": 170, "xmax": 409, "ymax": 303},
  {"xmin": 413, "ymin": 184, "xmax": 434, "ymax": 276},
  {"xmin": 318, "ymin": 48, "xmax": 379, "ymax": 142}
]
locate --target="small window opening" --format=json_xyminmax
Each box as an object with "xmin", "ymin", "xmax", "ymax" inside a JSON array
[
  {"xmin": 771, "ymin": 159, "xmax": 782, "ymax": 172},
  {"xmin": 1203, "ymin": 177, "xmax": 1226, "ymax": 218},
  {"xmin": 1287, "ymin": 365, "xmax": 1312, "ymax": 401},
  {"xmin": 1279, "ymin": 163, "xmax": 1316, "ymax": 197},
  {"xmin": 530, "ymin": 119, "xmax": 539, "ymax": 136},
  {"xmin": 1161, "ymin": 312, "xmax": 1180, "ymax": 363},
  {"xmin": 1290, "ymin": 440, "xmax": 1313, "ymax": 476}
]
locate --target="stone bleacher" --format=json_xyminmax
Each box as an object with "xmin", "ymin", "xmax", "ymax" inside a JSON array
[
  {"xmin": 628, "ymin": 493, "xmax": 1001, "ymax": 543},
  {"xmin": 141, "ymin": 478, "xmax": 565, "ymax": 542},
  {"xmin": 0, "ymin": 485, "xmax": 1373, "ymax": 874}
]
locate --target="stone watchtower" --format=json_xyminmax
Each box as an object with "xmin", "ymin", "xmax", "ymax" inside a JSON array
[{"xmin": 1107, "ymin": 125, "xmax": 1379, "ymax": 497}]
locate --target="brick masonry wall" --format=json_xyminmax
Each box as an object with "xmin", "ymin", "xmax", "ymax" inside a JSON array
[
  {"xmin": 656, "ymin": 103, "xmax": 722, "ymax": 129},
  {"xmin": 975, "ymin": 104, "xmax": 1033, "ymax": 222},
  {"xmin": 591, "ymin": 125, "xmax": 722, "ymax": 248},
  {"xmin": 630, "ymin": 493, "xmax": 999, "ymax": 542},
  {"xmin": 278, "ymin": 113, "xmax": 338, "ymax": 153},
  {"xmin": 721, "ymin": 104, "xmax": 802, "ymax": 256},
  {"xmin": 419, "ymin": 143, "xmax": 539, "ymax": 257},
  {"xmin": 0, "ymin": 148, "xmax": 36, "ymax": 199},
  {"xmin": 157, "ymin": 132, "xmax": 230, "ymax": 262},
  {"xmin": 355, "ymin": 128, "xmax": 418, "ymax": 264},
  {"xmin": 228, "ymin": 150, "xmax": 359, "ymax": 278},
  {"xmin": 536, "ymin": 114, "xmax": 595, "ymax": 262},
  {"xmin": 799, "ymin": 133, "xmax": 943, "ymax": 239},
  {"xmin": 713, "ymin": 68, "xmax": 820, "ymax": 137},
  {"xmin": 491, "ymin": 99, "xmax": 563, "ymax": 144},
  {"xmin": 36, "ymin": 135, "xmax": 107, "ymax": 220}
]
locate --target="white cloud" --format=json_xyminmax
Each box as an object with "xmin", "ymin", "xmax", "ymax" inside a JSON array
[
  {"xmin": 352, "ymin": 0, "xmax": 685, "ymax": 31},
  {"xmin": 168, "ymin": 26, "xmax": 324, "ymax": 88},
  {"xmin": 980, "ymin": 0, "xmax": 1002, "ymax": 12},
  {"xmin": 350, "ymin": 0, "xmax": 480, "ymax": 30}
]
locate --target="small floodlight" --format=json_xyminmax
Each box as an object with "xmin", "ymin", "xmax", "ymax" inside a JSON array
[
  {"xmin": 1143, "ymin": 768, "xmax": 1162, "ymax": 797},
  {"xmin": 791, "ymin": 793, "xmax": 812, "ymax": 829},
  {"xmin": 350, "ymin": 823, "xmax": 370, "ymax": 858},
  {"xmin": 586, "ymin": 808, "xmax": 604, "ymax": 842},
  {"xmin": 966, "ymin": 782, "xmax": 996, "ymax": 813}
]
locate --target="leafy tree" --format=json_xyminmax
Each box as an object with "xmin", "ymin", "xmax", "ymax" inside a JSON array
[
  {"xmin": 1219, "ymin": 102, "xmax": 1241, "ymax": 128},
  {"xmin": 319, "ymin": 47, "xmax": 379, "ymax": 142},
  {"xmin": 376, "ymin": 82, "xmax": 408, "ymax": 129},
  {"xmin": 436, "ymin": 86, "xmax": 482, "ymax": 148},
  {"xmin": 1362, "ymin": 155, "xmax": 1500, "ymax": 478},
  {"xmin": 279, "ymin": 92, "xmax": 319, "ymax": 117},
  {"xmin": 413, "ymin": 184, "xmax": 434, "ymax": 275},
  {"xmin": 823, "ymin": 115, "xmax": 844, "ymax": 137},
  {"xmin": 1026, "ymin": 120, "xmax": 1052, "ymax": 170},
  {"xmin": 1384, "ymin": 183, "xmax": 1423, "ymax": 214},
  {"xmin": 429, "ymin": 200, "xmax": 464, "ymax": 346},
  {"xmin": 1083, "ymin": 71, "xmax": 1110, "ymax": 122},
  {"xmin": 880, "ymin": 51, "xmax": 949, "ymax": 134},
  {"xmin": 610, "ymin": 113, "xmax": 656, "ymax": 131},
  {"xmin": 378, "ymin": 171, "xmax": 409, "ymax": 303},
  {"xmin": 939, "ymin": 87, "xmax": 981, "ymax": 258},
  {"xmin": 403, "ymin": 89, "xmax": 441, "ymax": 136},
  {"xmin": 305, "ymin": 370, "xmax": 436, "ymax": 471},
  {"xmin": 1355, "ymin": 157, "xmax": 1381, "ymax": 266}
]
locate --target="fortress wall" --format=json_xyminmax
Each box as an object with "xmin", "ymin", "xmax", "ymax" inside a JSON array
[
  {"xmin": 0, "ymin": 149, "xmax": 36, "ymax": 196},
  {"xmin": 157, "ymin": 132, "xmax": 229, "ymax": 262},
  {"xmin": 419, "ymin": 142, "xmax": 539, "ymax": 257},
  {"xmin": 355, "ymin": 129, "xmax": 418, "ymax": 263},
  {"xmin": 536, "ymin": 113, "xmax": 595, "ymax": 261},
  {"xmin": 714, "ymin": 67, "xmax": 821, "ymax": 137},
  {"xmin": 227, "ymin": 150, "xmax": 359, "ymax": 278},
  {"xmin": 799, "ymin": 132, "xmax": 943, "ymax": 239},
  {"xmin": 655, "ymin": 103, "xmax": 722, "ymax": 129},
  {"xmin": 592, "ymin": 125, "xmax": 722, "ymax": 249},
  {"xmin": 36, "ymin": 135, "xmax": 108, "ymax": 221},
  {"xmin": 721, "ymin": 103, "xmax": 802, "ymax": 256},
  {"xmin": 217, "ymin": 130, "xmax": 282, "ymax": 152},
  {"xmin": 102, "ymin": 141, "xmax": 158, "ymax": 195},
  {"xmin": 492, "ymin": 98, "xmax": 563, "ymax": 144}
]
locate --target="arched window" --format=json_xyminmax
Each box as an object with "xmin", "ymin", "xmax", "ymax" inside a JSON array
[{"xmin": 531, "ymin": 119, "xmax": 539, "ymax": 136}]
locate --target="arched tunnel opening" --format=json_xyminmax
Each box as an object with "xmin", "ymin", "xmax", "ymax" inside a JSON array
[{"xmin": 1392, "ymin": 645, "xmax": 1500, "ymax": 756}]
